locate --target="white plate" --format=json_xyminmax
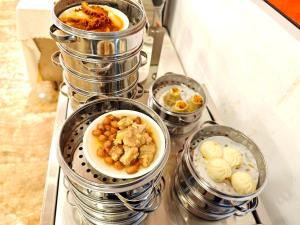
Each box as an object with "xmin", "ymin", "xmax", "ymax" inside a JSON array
[
  {"xmin": 83, "ymin": 110, "xmax": 165, "ymax": 179},
  {"xmin": 61, "ymin": 5, "xmax": 129, "ymax": 31},
  {"xmin": 102, "ymin": 5, "xmax": 129, "ymax": 30}
]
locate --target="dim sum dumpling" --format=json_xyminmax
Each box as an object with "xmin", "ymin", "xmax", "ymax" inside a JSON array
[
  {"xmin": 231, "ymin": 171, "xmax": 256, "ymax": 194},
  {"xmin": 207, "ymin": 158, "xmax": 231, "ymax": 182},
  {"xmin": 173, "ymin": 100, "xmax": 188, "ymax": 112},
  {"xmin": 188, "ymin": 94, "xmax": 204, "ymax": 112},
  {"xmin": 200, "ymin": 140, "xmax": 223, "ymax": 160},
  {"xmin": 223, "ymin": 147, "xmax": 243, "ymax": 168},
  {"xmin": 163, "ymin": 86, "xmax": 182, "ymax": 107}
]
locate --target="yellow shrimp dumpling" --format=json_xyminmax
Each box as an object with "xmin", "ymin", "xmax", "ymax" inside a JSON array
[
  {"xmin": 223, "ymin": 147, "xmax": 243, "ymax": 168},
  {"xmin": 173, "ymin": 100, "xmax": 188, "ymax": 112},
  {"xmin": 231, "ymin": 171, "xmax": 256, "ymax": 194},
  {"xmin": 163, "ymin": 86, "xmax": 182, "ymax": 107},
  {"xmin": 188, "ymin": 94, "xmax": 204, "ymax": 112},
  {"xmin": 207, "ymin": 158, "xmax": 232, "ymax": 183},
  {"xmin": 200, "ymin": 140, "xmax": 223, "ymax": 160}
]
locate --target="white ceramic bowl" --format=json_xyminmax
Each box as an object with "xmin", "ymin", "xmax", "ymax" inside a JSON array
[
  {"xmin": 102, "ymin": 5, "xmax": 129, "ymax": 31},
  {"xmin": 61, "ymin": 4, "xmax": 129, "ymax": 31},
  {"xmin": 83, "ymin": 110, "xmax": 165, "ymax": 179}
]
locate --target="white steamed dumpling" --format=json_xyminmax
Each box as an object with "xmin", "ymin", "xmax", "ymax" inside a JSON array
[
  {"xmin": 223, "ymin": 147, "xmax": 243, "ymax": 168},
  {"xmin": 231, "ymin": 171, "xmax": 256, "ymax": 194},
  {"xmin": 200, "ymin": 140, "xmax": 223, "ymax": 160},
  {"xmin": 207, "ymin": 158, "xmax": 232, "ymax": 183}
]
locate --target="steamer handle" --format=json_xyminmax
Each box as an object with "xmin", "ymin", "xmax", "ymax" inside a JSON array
[
  {"xmin": 199, "ymin": 120, "xmax": 218, "ymax": 128},
  {"xmin": 59, "ymin": 82, "xmax": 68, "ymax": 98},
  {"xmin": 116, "ymin": 184, "xmax": 162, "ymax": 213},
  {"xmin": 50, "ymin": 24, "xmax": 77, "ymax": 43},
  {"xmin": 134, "ymin": 83, "xmax": 144, "ymax": 99},
  {"xmin": 66, "ymin": 190, "xmax": 77, "ymax": 208},
  {"xmin": 51, "ymin": 51, "xmax": 62, "ymax": 67},
  {"xmin": 176, "ymin": 148, "xmax": 184, "ymax": 164},
  {"xmin": 81, "ymin": 61, "xmax": 112, "ymax": 72},
  {"xmin": 140, "ymin": 51, "xmax": 148, "ymax": 67},
  {"xmin": 233, "ymin": 197, "xmax": 259, "ymax": 216},
  {"xmin": 115, "ymin": 177, "xmax": 161, "ymax": 204},
  {"xmin": 84, "ymin": 95, "xmax": 108, "ymax": 104}
]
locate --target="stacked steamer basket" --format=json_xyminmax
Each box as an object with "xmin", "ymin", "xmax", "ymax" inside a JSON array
[
  {"xmin": 50, "ymin": 0, "xmax": 147, "ymax": 109},
  {"xmin": 148, "ymin": 73, "xmax": 207, "ymax": 135},
  {"xmin": 58, "ymin": 98, "xmax": 170, "ymax": 224},
  {"xmin": 173, "ymin": 123, "xmax": 267, "ymax": 220}
]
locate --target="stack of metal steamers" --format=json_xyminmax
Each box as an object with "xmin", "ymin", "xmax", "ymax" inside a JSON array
[
  {"xmin": 50, "ymin": 0, "xmax": 147, "ymax": 110},
  {"xmin": 49, "ymin": 0, "xmax": 172, "ymax": 224}
]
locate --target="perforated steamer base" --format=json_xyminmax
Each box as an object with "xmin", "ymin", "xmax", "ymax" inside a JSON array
[{"xmin": 63, "ymin": 115, "xmax": 130, "ymax": 185}]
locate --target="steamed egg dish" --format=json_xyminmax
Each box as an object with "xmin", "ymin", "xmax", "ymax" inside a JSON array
[{"xmin": 193, "ymin": 139, "xmax": 258, "ymax": 195}]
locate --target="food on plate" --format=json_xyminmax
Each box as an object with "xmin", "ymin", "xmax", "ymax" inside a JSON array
[
  {"xmin": 223, "ymin": 147, "xmax": 243, "ymax": 168},
  {"xmin": 207, "ymin": 158, "xmax": 232, "ymax": 183},
  {"xmin": 92, "ymin": 114, "xmax": 157, "ymax": 174},
  {"xmin": 59, "ymin": 2, "xmax": 124, "ymax": 32},
  {"xmin": 200, "ymin": 140, "xmax": 223, "ymax": 160},
  {"xmin": 173, "ymin": 100, "xmax": 189, "ymax": 112},
  {"xmin": 163, "ymin": 86, "xmax": 182, "ymax": 107},
  {"xmin": 231, "ymin": 171, "xmax": 256, "ymax": 194},
  {"xmin": 188, "ymin": 94, "xmax": 204, "ymax": 112}
]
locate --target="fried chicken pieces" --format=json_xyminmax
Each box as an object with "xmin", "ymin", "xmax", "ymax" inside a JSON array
[
  {"xmin": 92, "ymin": 114, "xmax": 157, "ymax": 174},
  {"xmin": 59, "ymin": 2, "xmax": 123, "ymax": 32}
]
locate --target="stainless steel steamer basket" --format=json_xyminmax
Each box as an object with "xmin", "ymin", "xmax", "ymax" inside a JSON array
[
  {"xmin": 50, "ymin": 0, "xmax": 146, "ymax": 58},
  {"xmin": 67, "ymin": 178, "xmax": 156, "ymax": 212},
  {"xmin": 175, "ymin": 163, "xmax": 236, "ymax": 215},
  {"xmin": 57, "ymin": 97, "xmax": 170, "ymax": 194},
  {"xmin": 148, "ymin": 98, "xmax": 198, "ymax": 135},
  {"xmin": 62, "ymin": 64, "xmax": 139, "ymax": 94},
  {"xmin": 53, "ymin": 44, "xmax": 147, "ymax": 78},
  {"xmin": 184, "ymin": 124, "xmax": 267, "ymax": 201},
  {"xmin": 174, "ymin": 123, "xmax": 267, "ymax": 219},
  {"xmin": 148, "ymin": 73, "xmax": 206, "ymax": 125}
]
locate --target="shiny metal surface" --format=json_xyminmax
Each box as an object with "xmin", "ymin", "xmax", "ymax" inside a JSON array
[
  {"xmin": 54, "ymin": 45, "xmax": 147, "ymax": 78},
  {"xmin": 65, "ymin": 81, "xmax": 143, "ymax": 110},
  {"xmin": 62, "ymin": 64, "xmax": 139, "ymax": 94},
  {"xmin": 148, "ymin": 73, "xmax": 206, "ymax": 134},
  {"xmin": 51, "ymin": 0, "xmax": 146, "ymax": 58},
  {"xmin": 57, "ymin": 97, "xmax": 170, "ymax": 194},
  {"xmin": 40, "ymin": 93, "xmax": 69, "ymax": 225},
  {"xmin": 172, "ymin": 123, "xmax": 267, "ymax": 220},
  {"xmin": 185, "ymin": 125, "xmax": 267, "ymax": 201}
]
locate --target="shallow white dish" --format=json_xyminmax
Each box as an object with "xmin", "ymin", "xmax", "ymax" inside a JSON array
[
  {"xmin": 102, "ymin": 5, "xmax": 129, "ymax": 31},
  {"xmin": 83, "ymin": 110, "xmax": 165, "ymax": 179},
  {"xmin": 61, "ymin": 4, "xmax": 129, "ymax": 31}
]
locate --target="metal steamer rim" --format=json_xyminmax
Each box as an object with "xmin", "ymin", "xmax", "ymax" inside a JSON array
[
  {"xmin": 59, "ymin": 53, "xmax": 141, "ymax": 82},
  {"xmin": 149, "ymin": 74, "xmax": 207, "ymax": 116},
  {"xmin": 57, "ymin": 97, "xmax": 171, "ymax": 193},
  {"xmin": 63, "ymin": 73, "xmax": 139, "ymax": 96},
  {"xmin": 57, "ymin": 41, "xmax": 144, "ymax": 63},
  {"xmin": 52, "ymin": 0, "xmax": 146, "ymax": 40},
  {"xmin": 184, "ymin": 125, "xmax": 268, "ymax": 201},
  {"xmin": 173, "ymin": 172, "xmax": 235, "ymax": 218}
]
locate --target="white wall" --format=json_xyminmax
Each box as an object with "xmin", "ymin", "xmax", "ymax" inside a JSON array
[{"xmin": 166, "ymin": 0, "xmax": 300, "ymax": 224}]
